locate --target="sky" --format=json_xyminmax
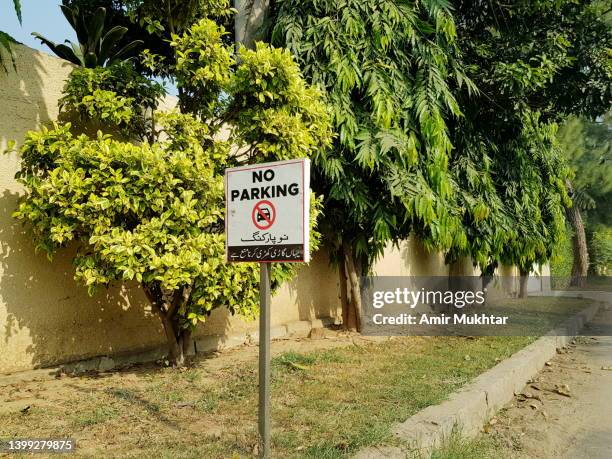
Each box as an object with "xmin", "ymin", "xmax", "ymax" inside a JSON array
[{"xmin": 1, "ymin": 0, "xmax": 177, "ymax": 95}]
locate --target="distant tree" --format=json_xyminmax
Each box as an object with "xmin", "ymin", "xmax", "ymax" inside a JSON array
[
  {"xmin": 558, "ymin": 113, "xmax": 612, "ymax": 277},
  {"xmin": 558, "ymin": 114, "xmax": 612, "ymax": 226},
  {"xmin": 450, "ymin": 0, "xmax": 611, "ymax": 293}
]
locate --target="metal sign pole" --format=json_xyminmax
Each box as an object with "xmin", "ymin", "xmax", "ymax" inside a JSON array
[
  {"xmin": 258, "ymin": 262, "xmax": 271, "ymax": 458},
  {"xmin": 226, "ymin": 159, "xmax": 310, "ymax": 457}
]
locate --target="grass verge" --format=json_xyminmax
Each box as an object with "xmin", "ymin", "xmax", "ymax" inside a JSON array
[{"xmin": 0, "ymin": 298, "xmax": 595, "ymax": 458}]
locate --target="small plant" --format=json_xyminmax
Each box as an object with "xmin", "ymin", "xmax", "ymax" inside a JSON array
[
  {"xmin": 273, "ymin": 352, "xmax": 317, "ymax": 372},
  {"xmin": 74, "ymin": 406, "xmax": 119, "ymax": 427}
]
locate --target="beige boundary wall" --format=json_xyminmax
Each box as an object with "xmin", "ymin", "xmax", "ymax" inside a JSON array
[{"xmin": 1, "ymin": 45, "xmax": 487, "ymax": 374}]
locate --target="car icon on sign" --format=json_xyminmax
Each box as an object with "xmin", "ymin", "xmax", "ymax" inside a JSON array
[{"xmin": 256, "ymin": 207, "xmax": 271, "ymax": 222}]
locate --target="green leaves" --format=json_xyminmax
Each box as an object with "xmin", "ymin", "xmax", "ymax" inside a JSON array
[
  {"xmin": 33, "ymin": 5, "xmax": 143, "ymax": 68},
  {"xmin": 271, "ymin": 0, "xmax": 470, "ymax": 269},
  {"xmin": 167, "ymin": 19, "xmax": 333, "ymax": 162},
  {"xmin": 12, "ymin": 0, "xmax": 22, "ymax": 24},
  {"xmin": 59, "ymin": 63, "xmax": 165, "ymax": 140},
  {"xmin": 590, "ymin": 226, "xmax": 612, "ymax": 275},
  {"xmin": 14, "ymin": 16, "xmax": 331, "ymax": 336},
  {"xmin": 445, "ymin": 0, "xmax": 609, "ymax": 272},
  {"xmin": 228, "ymin": 43, "xmax": 333, "ymax": 163},
  {"xmin": 14, "ymin": 119, "xmax": 233, "ymax": 319},
  {"xmin": 170, "ymin": 18, "xmax": 233, "ymax": 119}
]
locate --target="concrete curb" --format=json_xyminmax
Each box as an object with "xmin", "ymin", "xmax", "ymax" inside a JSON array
[{"xmin": 354, "ymin": 293, "xmax": 610, "ymax": 459}]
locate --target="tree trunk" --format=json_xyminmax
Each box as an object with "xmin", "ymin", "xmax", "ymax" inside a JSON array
[
  {"xmin": 343, "ymin": 242, "xmax": 362, "ymax": 332},
  {"xmin": 565, "ymin": 196, "xmax": 589, "ymax": 287},
  {"xmin": 143, "ymin": 284, "xmax": 192, "ymax": 367},
  {"xmin": 234, "ymin": 0, "xmax": 271, "ymax": 49},
  {"xmin": 518, "ymin": 268, "xmax": 529, "ymax": 299},
  {"xmin": 338, "ymin": 248, "xmax": 352, "ymax": 330}
]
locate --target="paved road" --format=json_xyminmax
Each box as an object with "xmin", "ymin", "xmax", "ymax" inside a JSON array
[
  {"xmin": 488, "ymin": 306, "xmax": 612, "ymax": 459},
  {"xmin": 559, "ymin": 309, "xmax": 612, "ymax": 459}
]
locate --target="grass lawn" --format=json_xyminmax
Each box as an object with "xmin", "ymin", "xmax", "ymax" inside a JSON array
[{"xmin": 0, "ymin": 298, "xmax": 595, "ymax": 458}]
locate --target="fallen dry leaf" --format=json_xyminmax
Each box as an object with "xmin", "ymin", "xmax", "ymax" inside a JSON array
[
  {"xmin": 553, "ymin": 384, "xmax": 571, "ymax": 397},
  {"xmin": 289, "ymin": 362, "xmax": 310, "ymax": 371}
]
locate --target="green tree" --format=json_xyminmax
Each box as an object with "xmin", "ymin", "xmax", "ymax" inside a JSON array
[
  {"xmin": 557, "ymin": 113, "xmax": 612, "ymax": 276},
  {"xmin": 590, "ymin": 226, "xmax": 612, "ymax": 275},
  {"xmin": 558, "ymin": 114, "xmax": 612, "ymax": 227},
  {"xmin": 269, "ymin": 0, "xmax": 474, "ymax": 329},
  {"xmin": 13, "ymin": 16, "xmax": 331, "ymax": 365},
  {"xmin": 450, "ymin": 0, "xmax": 611, "ymax": 293}
]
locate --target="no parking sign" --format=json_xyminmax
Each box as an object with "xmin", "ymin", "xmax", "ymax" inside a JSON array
[
  {"xmin": 225, "ymin": 158, "xmax": 311, "ymax": 457},
  {"xmin": 225, "ymin": 159, "xmax": 310, "ymax": 263}
]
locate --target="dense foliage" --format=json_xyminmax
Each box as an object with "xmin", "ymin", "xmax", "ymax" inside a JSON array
[
  {"xmin": 269, "ymin": 0, "xmax": 610, "ymax": 309},
  {"xmin": 59, "ymin": 63, "xmax": 166, "ymax": 140},
  {"xmin": 556, "ymin": 113, "xmax": 612, "ymax": 275},
  {"xmin": 14, "ymin": 12, "xmax": 331, "ymax": 364},
  {"xmin": 59, "ymin": 0, "xmax": 235, "ymax": 81},
  {"xmin": 15, "ymin": 118, "xmax": 259, "ymax": 314},
  {"xmin": 269, "ymin": 0, "xmax": 480, "ymax": 327},
  {"xmin": 557, "ymin": 114, "xmax": 612, "ymax": 226},
  {"xmin": 448, "ymin": 0, "xmax": 611, "ymax": 275},
  {"xmin": 590, "ymin": 226, "xmax": 612, "ymax": 275},
  {"xmin": 550, "ymin": 225, "xmax": 574, "ymax": 287},
  {"xmin": 270, "ymin": 0, "xmax": 474, "ymax": 268},
  {"xmin": 448, "ymin": 110, "xmax": 570, "ymax": 274}
]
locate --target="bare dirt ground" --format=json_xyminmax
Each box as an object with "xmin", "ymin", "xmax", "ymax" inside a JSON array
[{"xmin": 482, "ymin": 307, "xmax": 612, "ymax": 459}]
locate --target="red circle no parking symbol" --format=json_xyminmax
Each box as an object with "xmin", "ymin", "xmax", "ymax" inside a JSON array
[{"xmin": 252, "ymin": 200, "xmax": 276, "ymax": 230}]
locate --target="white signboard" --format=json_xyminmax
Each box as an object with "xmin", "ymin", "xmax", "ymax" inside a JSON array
[{"xmin": 225, "ymin": 159, "xmax": 310, "ymax": 263}]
